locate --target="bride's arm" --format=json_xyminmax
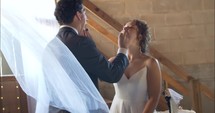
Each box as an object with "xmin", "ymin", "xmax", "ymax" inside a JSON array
[{"xmin": 142, "ymin": 58, "xmax": 162, "ymax": 113}]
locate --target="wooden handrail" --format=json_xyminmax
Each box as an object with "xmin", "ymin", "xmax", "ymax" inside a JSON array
[
  {"xmin": 162, "ymin": 71, "xmax": 189, "ymax": 96},
  {"xmin": 83, "ymin": 0, "xmax": 122, "ymax": 31},
  {"xmin": 83, "ymin": 0, "xmax": 214, "ymax": 102},
  {"xmin": 200, "ymin": 83, "xmax": 214, "ymax": 101},
  {"xmin": 87, "ymin": 16, "xmax": 117, "ymax": 45},
  {"xmin": 149, "ymin": 47, "xmax": 195, "ymax": 83}
]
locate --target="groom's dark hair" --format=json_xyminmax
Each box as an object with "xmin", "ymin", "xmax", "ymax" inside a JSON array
[{"xmin": 54, "ymin": 0, "xmax": 83, "ymax": 25}]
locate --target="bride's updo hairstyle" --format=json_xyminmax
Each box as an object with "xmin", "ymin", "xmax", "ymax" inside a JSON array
[{"xmin": 133, "ymin": 19, "xmax": 151, "ymax": 53}]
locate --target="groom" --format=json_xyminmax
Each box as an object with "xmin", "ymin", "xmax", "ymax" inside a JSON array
[{"xmin": 54, "ymin": 0, "xmax": 130, "ymax": 89}]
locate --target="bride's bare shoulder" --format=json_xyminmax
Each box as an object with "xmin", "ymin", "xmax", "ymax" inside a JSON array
[{"xmin": 141, "ymin": 54, "xmax": 159, "ymax": 66}]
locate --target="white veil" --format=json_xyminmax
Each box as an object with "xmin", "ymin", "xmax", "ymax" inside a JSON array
[{"xmin": 1, "ymin": 0, "xmax": 109, "ymax": 113}]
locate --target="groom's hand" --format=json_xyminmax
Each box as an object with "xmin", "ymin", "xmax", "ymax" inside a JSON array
[
  {"xmin": 118, "ymin": 32, "xmax": 131, "ymax": 49},
  {"xmin": 80, "ymin": 28, "xmax": 92, "ymax": 39}
]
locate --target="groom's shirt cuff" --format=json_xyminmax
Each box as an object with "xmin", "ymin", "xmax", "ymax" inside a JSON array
[{"xmin": 117, "ymin": 48, "xmax": 128, "ymax": 58}]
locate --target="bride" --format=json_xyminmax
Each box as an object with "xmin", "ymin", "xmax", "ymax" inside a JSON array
[{"xmin": 1, "ymin": 0, "xmax": 109, "ymax": 112}]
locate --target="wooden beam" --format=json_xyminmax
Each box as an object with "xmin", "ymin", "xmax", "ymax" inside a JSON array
[
  {"xmin": 150, "ymin": 47, "xmax": 195, "ymax": 83},
  {"xmin": 190, "ymin": 79, "xmax": 202, "ymax": 113},
  {"xmin": 200, "ymin": 83, "xmax": 214, "ymax": 101},
  {"xmin": 162, "ymin": 71, "xmax": 189, "ymax": 96},
  {"xmin": 87, "ymin": 16, "xmax": 117, "ymax": 46},
  {"xmin": 0, "ymin": 75, "xmax": 16, "ymax": 81},
  {"xmin": 83, "ymin": 0, "xmax": 123, "ymax": 31}
]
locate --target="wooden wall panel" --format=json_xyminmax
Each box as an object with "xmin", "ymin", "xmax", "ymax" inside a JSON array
[{"xmin": 0, "ymin": 76, "xmax": 28, "ymax": 113}]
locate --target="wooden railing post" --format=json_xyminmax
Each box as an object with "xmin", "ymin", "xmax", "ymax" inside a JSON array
[{"xmin": 190, "ymin": 79, "xmax": 202, "ymax": 113}]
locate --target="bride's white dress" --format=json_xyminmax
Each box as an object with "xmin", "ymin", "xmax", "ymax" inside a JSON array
[{"xmin": 110, "ymin": 67, "xmax": 156, "ymax": 113}]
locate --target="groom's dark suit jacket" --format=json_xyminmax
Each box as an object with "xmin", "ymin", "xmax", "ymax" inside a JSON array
[{"xmin": 57, "ymin": 27, "xmax": 129, "ymax": 89}]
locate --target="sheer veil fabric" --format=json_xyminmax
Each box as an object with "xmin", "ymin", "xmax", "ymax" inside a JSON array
[{"xmin": 1, "ymin": 0, "xmax": 109, "ymax": 112}]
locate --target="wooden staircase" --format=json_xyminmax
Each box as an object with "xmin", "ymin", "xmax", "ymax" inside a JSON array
[{"xmin": 82, "ymin": 0, "xmax": 214, "ymax": 113}]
